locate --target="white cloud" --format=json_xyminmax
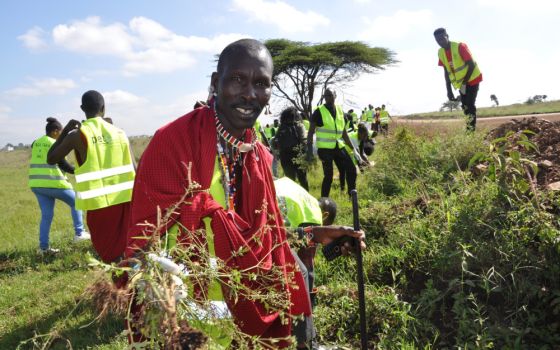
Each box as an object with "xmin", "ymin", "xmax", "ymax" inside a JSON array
[
  {"xmin": 359, "ymin": 9, "xmax": 434, "ymax": 41},
  {"xmin": 0, "ymin": 105, "xmax": 11, "ymax": 114},
  {"xmin": 353, "ymin": 0, "xmax": 372, "ymax": 3},
  {"xmin": 18, "ymin": 26, "xmax": 48, "ymax": 50},
  {"xmin": 477, "ymin": 0, "xmax": 560, "ymax": 14},
  {"xmin": 231, "ymin": 0, "xmax": 330, "ymax": 34},
  {"xmin": 43, "ymin": 16, "xmax": 248, "ymax": 76},
  {"xmin": 5, "ymin": 78, "xmax": 77, "ymax": 97},
  {"xmin": 53, "ymin": 16, "xmax": 133, "ymax": 57},
  {"xmin": 103, "ymin": 90, "xmax": 147, "ymax": 105}
]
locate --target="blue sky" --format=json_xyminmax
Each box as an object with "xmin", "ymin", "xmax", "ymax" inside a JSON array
[{"xmin": 1, "ymin": 0, "xmax": 558, "ymax": 145}]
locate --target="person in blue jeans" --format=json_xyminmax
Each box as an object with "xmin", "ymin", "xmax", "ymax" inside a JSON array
[{"xmin": 29, "ymin": 117, "xmax": 90, "ymax": 254}]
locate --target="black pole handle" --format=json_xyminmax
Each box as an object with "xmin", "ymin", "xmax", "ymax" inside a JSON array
[{"xmin": 351, "ymin": 189, "xmax": 368, "ymax": 350}]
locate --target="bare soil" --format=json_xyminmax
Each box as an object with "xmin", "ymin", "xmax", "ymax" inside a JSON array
[{"xmin": 487, "ymin": 116, "xmax": 560, "ymax": 187}]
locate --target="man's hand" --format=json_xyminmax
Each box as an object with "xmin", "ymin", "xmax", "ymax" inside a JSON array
[
  {"xmin": 61, "ymin": 119, "xmax": 81, "ymax": 137},
  {"xmin": 447, "ymin": 91, "xmax": 456, "ymax": 101},
  {"xmin": 311, "ymin": 225, "xmax": 366, "ymax": 254}
]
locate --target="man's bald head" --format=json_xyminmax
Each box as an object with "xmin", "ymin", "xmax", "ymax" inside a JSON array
[
  {"xmin": 81, "ymin": 90, "xmax": 105, "ymax": 118},
  {"xmin": 217, "ymin": 38, "xmax": 272, "ymax": 74}
]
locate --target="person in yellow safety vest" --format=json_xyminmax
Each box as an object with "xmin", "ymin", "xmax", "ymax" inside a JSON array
[
  {"xmin": 307, "ymin": 88, "xmax": 368, "ymax": 197},
  {"xmin": 434, "ymin": 27, "xmax": 483, "ymax": 131},
  {"xmin": 29, "ymin": 117, "xmax": 91, "ymax": 254},
  {"xmin": 379, "ymin": 104, "xmax": 393, "ymax": 136},
  {"xmin": 47, "ymin": 90, "xmax": 135, "ymax": 263}
]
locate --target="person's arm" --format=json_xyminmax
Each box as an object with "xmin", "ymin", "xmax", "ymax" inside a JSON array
[
  {"xmin": 47, "ymin": 119, "xmax": 83, "ymax": 165},
  {"xmin": 444, "ymin": 68, "xmax": 455, "ymax": 101},
  {"xmin": 57, "ymin": 159, "xmax": 75, "ymax": 174},
  {"xmin": 295, "ymin": 225, "xmax": 366, "ymax": 254}
]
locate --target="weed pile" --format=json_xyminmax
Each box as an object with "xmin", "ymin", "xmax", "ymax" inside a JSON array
[
  {"xmin": 488, "ymin": 117, "xmax": 560, "ymax": 186},
  {"xmin": 314, "ymin": 125, "xmax": 560, "ymax": 349}
]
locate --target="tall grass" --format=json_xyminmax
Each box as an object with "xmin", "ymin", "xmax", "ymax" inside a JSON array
[{"xmin": 1, "ymin": 123, "xmax": 559, "ymax": 349}]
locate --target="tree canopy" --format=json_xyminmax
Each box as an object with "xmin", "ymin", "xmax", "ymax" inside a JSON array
[{"xmin": 264, "ymin": 39, "xmax": 396, "ymax": 118}]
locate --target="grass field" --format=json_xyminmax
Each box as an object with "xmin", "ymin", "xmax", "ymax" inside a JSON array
[
  {"xmin": 1, "ymin": 112, "xmax": 559, "ymax": 349},
  {"xmin": 401, "ymin": 99, "xmax": 560, "ymax": 119}
]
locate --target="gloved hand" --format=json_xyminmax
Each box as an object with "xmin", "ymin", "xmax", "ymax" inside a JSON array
[{"xmin": 460, "ymin": 84, "xmax": 467, "ymax": 95}]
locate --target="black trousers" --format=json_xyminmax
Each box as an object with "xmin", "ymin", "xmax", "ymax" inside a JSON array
[
  {"xmin": 318, "ymin": 146, "xmax": 357, "ymax": 197},
  {"xmin": 280, "ymin": 149, "xmax": 309, "ymax": 191},
  {"xmin": 460, "ymin": 83, "xmax": 479, "ymax": 131}
]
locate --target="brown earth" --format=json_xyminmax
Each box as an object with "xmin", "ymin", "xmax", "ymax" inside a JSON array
[{"xmin": 487, "ymin": 116, "xmax": 560, "ymax": 187}]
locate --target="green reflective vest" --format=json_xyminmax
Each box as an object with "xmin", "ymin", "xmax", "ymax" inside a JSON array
[
  {"xmin": 380, "ymin": 110, "xmax": 390, "ymax": 125},
  {"xmin": 264, "ymin": 127, "xmax": 273, "ymax": 139},
  {"xmin": 302, "ymin": 119, "xmax": 310, "ymax": 131},
  {"xmin": 345, "ymin": 131, "xmax": 359, "ymax": 165},
  {"xmin": 316, "ymin": 105, "xmax": 345, "ymax": 149},
  {"xmin": 438, "ymin": 41, "xmax": 482, "ymax": 89},
  {"xmin": 74, "ymin": 117, "xmax": 135, "ymax": 210},
  {"xmin": 274, "ymin": 177, "xmax": 322, "ymax": 228},
  {"xmin": 28, "ymin": 135, "xmax": 73, "ymax": 189}
]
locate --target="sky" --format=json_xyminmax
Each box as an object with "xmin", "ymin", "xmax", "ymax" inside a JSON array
[{"xmin": 1, "ymin": 0, "xmax": 559, "ymax": 145}]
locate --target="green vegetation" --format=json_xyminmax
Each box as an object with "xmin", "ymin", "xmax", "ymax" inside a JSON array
[
  {"xmin": 403, "ymin": 99, "xmax": 560, "ymax": 119},
  {"xmin": 1, "ymin": 124, "xmax": 559, "ymax": 349}
]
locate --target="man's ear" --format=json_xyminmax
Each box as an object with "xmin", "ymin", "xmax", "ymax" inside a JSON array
[{"xmin": 210, "ymin": 72, "xmax": 218, "ymax": 94}]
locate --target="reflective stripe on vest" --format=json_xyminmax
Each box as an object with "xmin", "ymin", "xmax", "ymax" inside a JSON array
[
  {"xmin": 316, "ymin": 105, "xmax": 345, "ymax": 149},
  {"xmin": 28, "ymin": 135, "xmax": 73, "ymax": 189},
  {"xmin": 74, "ymin": 117, "xmax": 135, "ymax": 210},
  {"xmin": 274, "ymin": 177, "xmax": 323, "ymax": 228},
  {"xmin": 438, "ymin": 41, "xmax": 481, "ymax": 89}
]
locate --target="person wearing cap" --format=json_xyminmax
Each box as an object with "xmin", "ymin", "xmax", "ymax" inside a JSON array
[
  {"xmin": 47, "ymin": 90, "xmax": 135, "ymax": 263},
  {"xmin": 29, "ymin": 117, "xmax": 90, "ymax": 254},
  {"xmin": 434, "ymin": 27, "xmax": 483, "ymax": 131}
]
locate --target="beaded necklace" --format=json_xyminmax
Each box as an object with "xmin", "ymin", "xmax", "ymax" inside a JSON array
[{"xmin": 214, "ymin": 110, "xmax": 258, "ymax": 211}]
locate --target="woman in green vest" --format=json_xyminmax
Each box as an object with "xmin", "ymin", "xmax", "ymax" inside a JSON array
[{"xmin": 29, "ymin": 118, "xmax": 90, "ymax": 254}]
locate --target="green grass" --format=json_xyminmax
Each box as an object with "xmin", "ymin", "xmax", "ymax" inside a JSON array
[
  {"xmin": 2, "ymin": 121, "xmax": 559, "ymax": 349},
  {"xmin": 402, "ymin": 99, "xmax": 560, "ymax": 119}
]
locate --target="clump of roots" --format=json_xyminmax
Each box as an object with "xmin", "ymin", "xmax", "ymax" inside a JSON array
[{"xmin": 84, "ymin": 273, "xmax": 130, "ymax": 319}]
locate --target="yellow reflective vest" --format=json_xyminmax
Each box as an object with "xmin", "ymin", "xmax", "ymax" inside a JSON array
[
  {"xmin": 316, "ymin": 104, "xmax": 345, "ymax": 149},
  {"xmin": 29, "ymin": 135, "xmax": 73, "ymax": 189},
  {"xmin": 274, "ymin": 177, "xmax": 322, "ymax": 228},
  {"xmin": 380, "ymin": 110, "xmax": 390, "ymax": 125},
  {"xmin": 74, "ymin": 117, "xmax": 135, "ymax": 210},
  {"xmin": 438, "ymin": 41, "xmax": 481, "ymax": 89}
]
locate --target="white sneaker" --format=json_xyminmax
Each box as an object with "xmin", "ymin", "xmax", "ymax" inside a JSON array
[
  {"xmin": 74, "ymin": 231, "xmax": 91, "ymax": 242},
  {"xmin": 39, "ymin": 247, "xmax": 60, "ymax": 255}
]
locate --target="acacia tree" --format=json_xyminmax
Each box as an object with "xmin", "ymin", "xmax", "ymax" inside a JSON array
[
  {"xmin": 264, "ymin": 39, "xmax": 395, "ymax": 118},
  {"xmin": 490, "ymin": 94, "xmax": 499, "ymax": 106}
]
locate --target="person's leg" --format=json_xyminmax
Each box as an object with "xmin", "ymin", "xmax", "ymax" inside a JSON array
[
  {"xmin": 338, "ymin": 162, "xmax": 346, "ymax": 192},
  {"xmin": 334, "ymin": 147, "xmax": 357, "ymax": 195},
  {"xmin": 53, "ymin": 188, "xmax": 85, "ymax": 236},
  {"xmin": 280, "ymin": 151, "xmax": 298, "ymax": 181},
  {"xmin": 317, "ymin": 148, "xmax": 335, "ymax": 198},
  {"xmin": 295, "ymin": 162, "xmax": 309, "ymax": 191},
  {"xmin": 462, "ymin": 84, "xmax": 479, "ymax": 131},
  {"xmin": 31, "ymin": 188, "xmax": 55, "ymax": 250}
]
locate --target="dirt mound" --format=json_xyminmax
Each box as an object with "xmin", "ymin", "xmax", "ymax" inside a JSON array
[{"xmin": 487, "ymin": 117, "xmax": 560, "ymax": 187}]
